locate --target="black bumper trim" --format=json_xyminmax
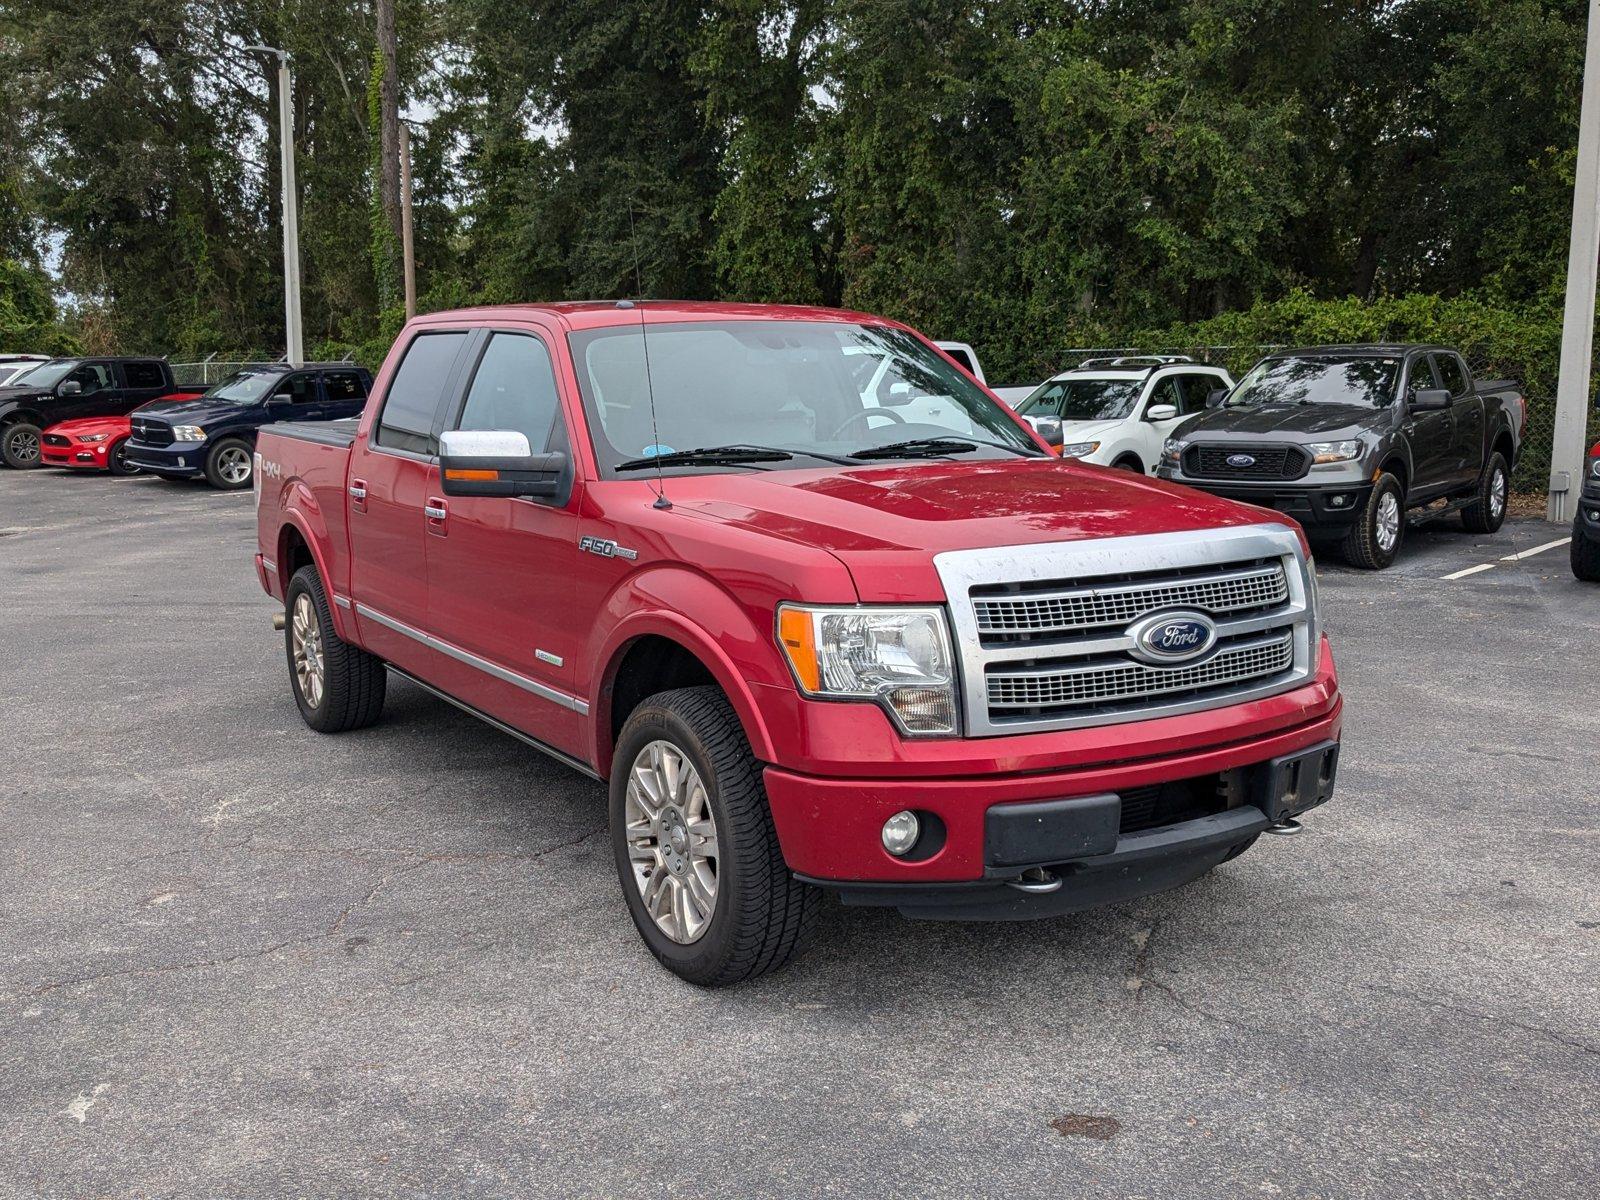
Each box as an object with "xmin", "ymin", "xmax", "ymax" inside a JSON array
[{"xmin": 1159, "ymin": 476, "xmax": 1374, "ymax": 530}]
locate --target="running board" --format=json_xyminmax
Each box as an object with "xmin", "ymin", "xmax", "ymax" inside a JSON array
[
  {"xmin": 1407, "ymin": 494, "xmax": 1476, "ymax": 527},
  {"xmin": 383, "ymin": 664, "xmax": 601, "ymax": 780}
]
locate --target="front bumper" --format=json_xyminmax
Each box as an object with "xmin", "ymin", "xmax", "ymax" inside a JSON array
[
  {"xmin": 124, "ymin": 440, "xmax": 203, "ymax": 476},
  {"xmin": 1578, "ymin": 480, "xmax": 1600, "ymax": 543},
  {"xmin": 42, "ymin": 444, "xmax": 108, "ymax": 469},
  {"xmin": 1158, "ymin": 471, "xmax": 1373, "ymax": 531}
]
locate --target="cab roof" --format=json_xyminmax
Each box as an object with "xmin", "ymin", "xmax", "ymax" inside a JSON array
[
  {"xmin": 1268, "ymin": 344, "xmax": 1448, "ymax": 358},
  {"xmin": 410, "ymin": 299, "xmax": 903, "ymax": 332}
]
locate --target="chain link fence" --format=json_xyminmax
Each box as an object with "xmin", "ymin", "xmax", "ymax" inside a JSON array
[{"xmin": 168, "ymin": 354, "xmax": 356, "ymax": 389}]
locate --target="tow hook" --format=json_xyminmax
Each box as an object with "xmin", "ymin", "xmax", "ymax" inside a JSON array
[
  {"xmin": 271, "ymin": 611, "xmax": 286, "ymax": 631},
  {"xmin": 1006, "ymin": 866, "xmax": 1063, "ymax": 894},
  {"xmin": 1264, "ymin": 816, "xmax": 1304, "ymax": 836}
]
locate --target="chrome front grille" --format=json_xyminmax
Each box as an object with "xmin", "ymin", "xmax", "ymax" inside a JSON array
[
  {"xmin": 934, "ymin": 524, "xmax": 1318, "ymax": 736},
  {"xmin": 987, "ymin": 631, "xmax": 1294, "ymax": 714},
  {"xmin": 972, "ymin": 561, "xmax": 1287, "ymax": 642}
]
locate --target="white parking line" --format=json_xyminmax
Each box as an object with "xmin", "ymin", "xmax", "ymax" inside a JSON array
[
  {"xmin": 1441, "ymin": 536, "xmax": 1571, "ymax": 580},
  {"xmin": 1500, "ymin": 537, "xmax": 1571, "ymax": 562}
]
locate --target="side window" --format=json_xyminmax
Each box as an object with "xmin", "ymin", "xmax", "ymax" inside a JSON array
[
  {"xmin": 1432, "ymin": 353, "xmax": 1467, "ymax": 397},
  {"xmin": 454, "ymin": 333, "xmax": 563, "ymax": 452},
  {"xmin": 322, "ymin": 371, "xmax": 366, "ymax": 402},
  {"xmin": 1145, "ymin": 376, "xmax": 1183, "ymax": 416},
  {"xmin": 124, "ymin": 361, "xmax": 165, "ymax": 389},
  {"xmin": 272, "ymin": 374, "xmax": 319, "ymax": 404},
  {"xmin": 376, "ymin": 332, "xmax": 469, "ymax": 454},
  {"xmin": 1179, "ymin": 374, "xmax": 1222, "ymax": 414},
  {"xmin": 69, "ymin": 363, "xmax": 113, "ymax": 394}
]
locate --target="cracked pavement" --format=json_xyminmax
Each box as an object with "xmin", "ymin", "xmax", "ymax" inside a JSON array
[{"xmin": 2, "ymin": 469, "xmax": 1596, "ymax": 1198}]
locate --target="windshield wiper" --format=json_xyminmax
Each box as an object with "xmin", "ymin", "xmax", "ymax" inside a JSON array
[
  {"xmin": 849, "ymin": 436, "xmax": 1043, "ymax": 461},
  {"xmin": 615, "ymin": 444, "xmax": 796, "ymax": 471}
]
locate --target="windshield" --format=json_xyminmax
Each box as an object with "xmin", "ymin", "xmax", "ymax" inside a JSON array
[
  {"xmin": 13, "ymin": 359, "xmax": 79, "ymax": 388},
  {"xmin": 1229, "ymin": 356, "xmax": 1400, "ymax": 408},
  {"xmin": 568, "ymin": 320, "xmax": 1037, "ymax": 475},
  {"xmin": 203, "ymin": 369, "xmax": 281, "ymax": 405},
  {"xmin": 1017, "ymin": 377, "xmax": 1143, "ymax": 421}
]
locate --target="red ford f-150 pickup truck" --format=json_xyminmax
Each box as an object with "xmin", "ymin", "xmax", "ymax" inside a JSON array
[{"xmin": 254, "ymin": 301, "xmax": 1341, "ymax": 985}]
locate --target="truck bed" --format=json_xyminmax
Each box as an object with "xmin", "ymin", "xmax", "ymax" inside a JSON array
[{"xmin": 270, "ymin": 418, "xmax": 360, "ymax": 449}]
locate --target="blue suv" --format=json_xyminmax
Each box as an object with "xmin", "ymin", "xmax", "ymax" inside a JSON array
[{"xmin": 125, "ymin": 363, "xmax": 373, "ymax": 489}]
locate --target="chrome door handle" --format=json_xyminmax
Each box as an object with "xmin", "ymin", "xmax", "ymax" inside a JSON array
[
  {"xmin": 348, "ymin": 484, "xmax": 367, "ymax": 500},
  {"xmin": 423, "ymin": 504, "xmax": 447, "ymax": 520}
]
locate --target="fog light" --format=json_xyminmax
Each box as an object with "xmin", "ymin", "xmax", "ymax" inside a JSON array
[
  {"xmin": 881, "ymin": 810, "xmax": 921, "ymax": 857},
  {"xmin": 1328, "ymin": 493, "xmax": 1351, "ymax": 508}
]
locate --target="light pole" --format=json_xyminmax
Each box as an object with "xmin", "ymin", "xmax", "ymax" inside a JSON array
[
  {"xmin": 1548, "ymin": 0, "xmax": 1600, "ymax": 522},
  {"xmin": 244, "ymin": 44, "xmax": 305, "ymax": 366},
  {"xmin": 399, "ymin": 122, "xmax": 416, "ymax": 320}
]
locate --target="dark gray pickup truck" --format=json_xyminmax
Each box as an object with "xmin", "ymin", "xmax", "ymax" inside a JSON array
[{"xmin": 1157, "ymin": 344, "xmax": 1525, "ymax": 568}]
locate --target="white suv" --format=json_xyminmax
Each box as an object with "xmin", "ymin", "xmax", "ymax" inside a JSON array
[{"xmin": 1013, "ymin": 356, "xmax": 1233, "ymax": 473}]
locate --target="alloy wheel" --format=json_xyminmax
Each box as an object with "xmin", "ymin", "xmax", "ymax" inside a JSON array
[
  {"xmin": 1376, "ymin": 491, "xmax": 1401, "ymax": 553},
  {"xmin": 7, "ymin": 428, "xmax": 39, "ymax": 466},
  {"xmin": 1490, "ymin": 467, "xmax": 1506, "ymax": 521},
  {"xmin": 291, "ymin": 592, "xmax": 325, "ymax": 708},
  {"xmin": 218, "ymin": 446, "xmax": 252, "ymax": 485},
  {"xmin": 623, "ymin": 740, "xmax": 720, "ymax": 944}
]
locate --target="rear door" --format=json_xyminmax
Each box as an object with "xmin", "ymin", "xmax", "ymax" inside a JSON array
[
  {"xmin": 347, "ymin": 329, "xmax": 475, "ymax": 670},
  {"xmin": 422, "ymin": 327, "xmax": 584, "ymax": 754},
  {"xmin": 319, "ymin": 369, "xmax": 369, "ymax": 421},
  {"xmin": 1404, "ymin": 354, "xmax": 1454, "ymax": 498},
  {"xmin": 120, "ymin": 360, "xmax": 170, "ymax": 410}
]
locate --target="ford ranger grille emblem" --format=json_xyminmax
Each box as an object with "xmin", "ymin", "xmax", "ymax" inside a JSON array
[
  {"xmin": 1226, "ymin": 453, "xmax": 1256, "ymax": 468},
  {"xmin": 1126, "ymin": 611, "xmax": 1218, "ymax": 665},
  {"xmin": 579, "ymin": 535, "xmax": 638, "ymax": 561}
]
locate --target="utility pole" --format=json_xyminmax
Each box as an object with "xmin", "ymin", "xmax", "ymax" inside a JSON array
[
  {"xmin": 400, "ymin": 123, "xmax": 416, "ymax": 320},
  {"xmin": 245, "ymin": 44, "xmax": 304, "ymax": 366},
  {"xmin": 1549, "ymin": 0, "xmax": 1600, "ymax": 522}
]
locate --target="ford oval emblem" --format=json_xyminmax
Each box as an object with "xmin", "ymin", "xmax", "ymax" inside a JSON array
[
  {"xmin": 1226, "ymin": 453, "xmax": 1256, "ymax": 468},
  {"xmin": 1127, "ymin": 611, "xmax": 1218, "ymax": 665}
]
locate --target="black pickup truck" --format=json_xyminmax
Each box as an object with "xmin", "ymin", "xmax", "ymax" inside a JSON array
[
  {"xmin": 1157, "ymin": 345, "xmax": 1525, "ymax": 569},
  {"xmin": 0, "ymin": 357, "xmax": 203, "ymax": 469}
]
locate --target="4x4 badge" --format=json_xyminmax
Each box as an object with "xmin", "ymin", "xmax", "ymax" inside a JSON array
[{"xmin": 579, "ymin": 535, "xmax": 638, "ymax": 561}]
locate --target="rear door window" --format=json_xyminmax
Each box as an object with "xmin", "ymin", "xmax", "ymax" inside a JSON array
[
  {"xmin": 376, "ymin": 332, "xmax": 471, "ymax": 454},
  {"xmin": 322, "ymin": 370, "xmax": 367, "ymax": 402},
  {"xmin": 124, "ymin": 361, "xmax": 165, "ymax": 390}
]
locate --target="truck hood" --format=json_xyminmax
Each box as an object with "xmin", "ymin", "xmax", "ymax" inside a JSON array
[
  {"xmin": 669, "ymin": 458, "xmax": 1290, "ymax": 602},
  {"xmin": 133, "ymin": 398, "xmax": 240, "ymax": 425},
  {"xmin": 1178, "ymin": 401, "xmax": 1388, "ymax": 440},
  {"xmin": 0, "ymin": 385, "xmax": 54, "ymax": 408}
]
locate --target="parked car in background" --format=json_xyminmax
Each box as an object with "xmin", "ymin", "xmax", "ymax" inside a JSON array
[
  {"xmin": 1572, "ymin": 441, "xmax": 1600, "ymax": 582},
  {"xmin": 0, "ymin": 354, "xmax": 50, "ymax": 387},
  {"xmin": 0, "ymin": 357, "xmax": 202, "ymax": 469},
  {"xmin": 1158, "ymin": 345, "xmax": 1524, "ymax": 569},
  {"xmin": 1012, "ymin": 356, "xmax": 1232, "ymax": 473},
  {"xmin": 933, "ymin": 340, "xmax": 986, "ymax": 383},
  {"xmin": 40, "ymin": 394, "xmax": 206, "ymax": 476},
  {"xmin": 124, "ymin": 363, "xmax": 372, "ymax": 490},
  {"xmin": 253, "ymin": 300, "xmax": 1340, "ymax": 986}
]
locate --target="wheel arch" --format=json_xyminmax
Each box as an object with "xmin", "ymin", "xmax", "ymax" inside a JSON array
[{"xmin": 275, "ymin": 509, "xmax": 356, "ymax": 642}]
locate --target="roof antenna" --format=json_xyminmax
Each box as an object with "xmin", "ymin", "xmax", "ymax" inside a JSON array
[{"xmin": 626, "ymin": 203, "xmax": 671, "ymax": 511}]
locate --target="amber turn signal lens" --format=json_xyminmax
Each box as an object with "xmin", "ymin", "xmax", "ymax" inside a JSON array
[
  {"xmin": 777, "ymin": 607, "xmax": 820, "ymax": 692},
  {"xmin": 445, "ymin": 468, "xmax": 500, "ymax": 481}
]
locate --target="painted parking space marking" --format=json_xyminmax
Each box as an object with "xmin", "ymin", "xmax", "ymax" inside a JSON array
[{"xmin": 1441, "ymin": 536, "xmax": 1570, "ymax": 580}]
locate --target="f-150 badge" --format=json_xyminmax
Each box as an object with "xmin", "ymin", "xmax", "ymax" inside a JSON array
[{"xmin": 579, "ymin": 536, "xmax": 638, "ymax": 561}]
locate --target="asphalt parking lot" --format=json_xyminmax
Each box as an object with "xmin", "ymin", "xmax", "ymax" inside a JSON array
[{"xmin": 2, "ymin": 468, "xmax": 1596, "ymax": 1199}]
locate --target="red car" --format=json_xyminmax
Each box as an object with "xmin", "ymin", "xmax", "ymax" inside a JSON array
[
  {"xmin": 41, "ymin": 398, "xmax": 202, "ymax": 475},
  {"xmin": 254, "ymin": 301, "xmax": 1341, "ymax": 985}
]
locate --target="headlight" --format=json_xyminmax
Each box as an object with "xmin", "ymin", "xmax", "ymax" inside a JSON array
[
  {"xmin": 777, "ymin": 604, "xmax": 957, "ymax": 735},
  {"xmin": 76, "ymin": 433, "xmax": 108, "ymax": 443},
  {"xmin": 1306, "ymin": 440, "xmax": 1361, "ymax": 464},
  {"xmin": 1059, "ymin": 441, "xmax": 1100, "ymax": 458},
  {"xmin": 1161, "ymin": 438, "xmax": 1187, "ymax": 467},
  {"xmin": 172, "ymin": 425, "xmax": 207, "ymax": 442}
]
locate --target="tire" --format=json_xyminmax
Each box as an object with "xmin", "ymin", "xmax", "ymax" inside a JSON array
[
  {"xmin": 610, "ymin": 686, "xmax": 820, "ymax": 986},
  {"xmin": 1572, "ymin": 511, "xmax": 1600, "ymax": 582},
  {"xmin": 107, "ymin": 438, "xmax": 140, "ymax": 476},
  {"xmin": 1460, "ymin": 451, "xmax": 1509, "ymax": 534},
  {"xmin": 1111, "ymin": 454, "xmax": 1145, "ymax": 474},
  {"xmin": 1341, "ymin": 471, "xmax": 1405, "ymax": 569},
  {"xmin": 284, "ymin": 564, "xmax": 387, "ymax": 733},
  {"xmin": 203, "ymin": 437, "xmax": 254, "ymax": 489},
  {"xmin": 1, "ymin": 422, "xmax": 42, "ymax": 469}
]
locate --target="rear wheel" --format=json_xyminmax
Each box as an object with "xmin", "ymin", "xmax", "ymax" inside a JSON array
[
  {"xmin": 1572, "ymin": 511, "xmax": 1600, "ymax": 582},
  {"xmin": 1, "ymin": 422, "xmax": 42, "ymax": 469},
  {"xmin": 285, "ymin": 565, "xmax": 387, "ymax": 733},
  {"xmin": 107, "ymin": 438, "xmax": 140, "ymax": 476},
  {"xmin": 1460, "ymin": 451, "xmax": 1509, "ymax": 534},
  {"xmin": 611, "ymin": 686, "xmax": 820, "ymax": 986},
  {"xmin": 1341, "ymin": 472, "xmax": 1405, "ymax": 569},
  {"xmin": 204, "ymin": 438, "xmax": 254, "ymax": 489}
]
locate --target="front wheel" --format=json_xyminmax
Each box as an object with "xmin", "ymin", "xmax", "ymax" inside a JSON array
[
  {"xmin": 1, "ymin": 422, "xmax": 42, "ymax": 469},
  {"xmin": 1111, "ymin": 454, "xmax": 1145, "ymax": 474},
  {"xmin": 204, "ymin": 437, "xmax": 254, "ymax": 489},
  {"xmin": 1341, "ymin": 472, "xmax": 1405, "ymax": 569},
  {"xmin": 1460, "ymin": 451, "xmax": 1509, "ymax": 534},
  {"xmin": 610, "ymin": 686, "xmax": 820, "ymax": 986},
  {"xmin": 107, "ymin": 438, "xmax": 140, "ymax": 476},
  {"xmin": 1572, "ymin": 511, "xmax": 1600, "ymax": 582},
  {"xmin": 284, "ymin": 565, "xmax": 387, "ymax": 732}
]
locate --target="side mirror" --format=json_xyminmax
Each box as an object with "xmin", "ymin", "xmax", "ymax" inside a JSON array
[
  {"xmin": 59, "ymin": 380, "xmax": 82, "ymax": 396},
  {"xmin": 1410, "ymin": 387, "xmax": 1451, "ymax": 411},
  {"xmin": 1027, "ymin": 415, "xmax": 1065, "ymax": 451},
  {"xmin": 1205, "ymin": 388, "xmax": 1228, "ymax": 409},
  {"xmin": 1145, "ymin": 403, "xmax": 1178, "ymax": 422},
  {"xmin": 440, "ymin": 429, "xmax": 568, "ymax": 503},
  {"xmin": 883, "ymin": 381, "xmax": 922, "ymax": 407}
]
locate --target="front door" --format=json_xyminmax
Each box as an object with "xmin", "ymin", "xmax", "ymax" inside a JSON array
[
  {"xmin": 346, "ymin": 329, "xmax": 474, "ymax": 670},
  {"xmin": 423, "ymin": 328, "xmax": 584, "ymax": 758},
  {"xmin": 1403, "ymin": 355, "xmax": 1454, "ymax": 499},
  {"xmin": 56, "ymin": 361, "xmax": 117, "ymax": 421}
]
